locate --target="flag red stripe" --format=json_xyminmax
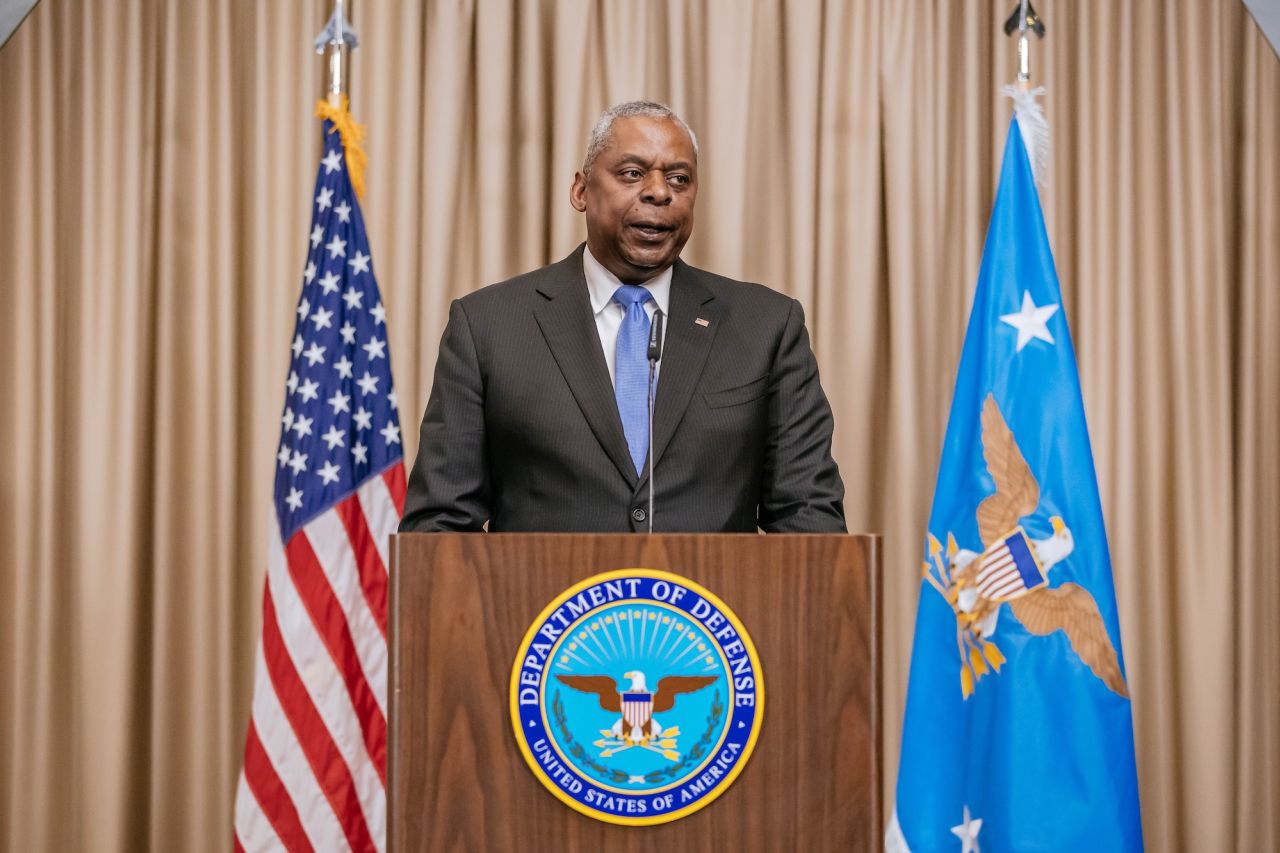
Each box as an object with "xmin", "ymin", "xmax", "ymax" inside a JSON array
[
  {"xmin": 382, "ymin": 463, "xmax": 406, "ymax": 514},
  {"xmin": 261, "ymin": 588, "xmax": 378, "ymax": 853},
  {"xmin": 284, "ymin": 532, "xmax": 388, "ymax": 782},
  {"xmin": 234, "ymin": 837, "xmax": 246, "ymax": 853},
  {"xmin": 334, "ymin": 493, "xmax": 389, "ymax": 637},
  {"xmin": 241, "ymin": 709, "xmax": 316, "ymax": 853}
]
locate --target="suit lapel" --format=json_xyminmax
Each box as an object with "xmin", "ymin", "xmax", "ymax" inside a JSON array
[
  {"xmin": 638, "ymin": 261, "xmax": 722, "ymax": 490},
  {"xmin": 533, "ymin": 248, "xmax": 639, "ymax": 488}
]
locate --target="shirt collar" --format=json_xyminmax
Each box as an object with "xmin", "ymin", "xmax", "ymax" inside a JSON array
[{"xmin": 583, "ymin": 245, "xmax": 672, "ymax": 317}]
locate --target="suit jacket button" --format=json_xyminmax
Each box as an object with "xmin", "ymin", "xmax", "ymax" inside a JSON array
[{"xmin": 631, "ymin": 507, "xmax": 647, "ymax": 523}]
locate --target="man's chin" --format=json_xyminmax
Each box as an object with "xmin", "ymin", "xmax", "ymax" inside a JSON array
[{"xmin": 619, "ymin": 246, "xmax": 680, "ymax": 277}]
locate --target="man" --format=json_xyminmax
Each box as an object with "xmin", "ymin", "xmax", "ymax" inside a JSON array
[{"xmin": 400, "ymin": 101, "xmax": 844, "ymax": 533}]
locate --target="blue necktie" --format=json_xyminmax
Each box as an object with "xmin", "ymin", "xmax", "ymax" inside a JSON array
[{"xmin": 612, "ymin": 285, "xmax": 654, "ymax": 475}]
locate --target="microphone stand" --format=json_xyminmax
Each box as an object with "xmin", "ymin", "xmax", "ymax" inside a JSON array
[{"xmin": 646, "ymin": 312, "xmax": 664, "ymax": 534}]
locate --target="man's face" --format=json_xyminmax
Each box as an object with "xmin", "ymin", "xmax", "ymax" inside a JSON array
[{"xmin": 570, "ymin": 117, "xmax": 698, "ymax": 283}]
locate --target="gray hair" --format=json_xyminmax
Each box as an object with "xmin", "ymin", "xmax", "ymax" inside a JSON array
[{"xmin": 581, "ymin": 101, "xmax": 700, "ymax": 174}]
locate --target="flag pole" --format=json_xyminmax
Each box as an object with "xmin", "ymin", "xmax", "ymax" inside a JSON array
[
  {"xmin": 1017, "ymin": 0, "xmax": 1031, "ymax": 90},
  {"xmin": 1003, "ymin": 1, "xmax": 1045, "ymax": 92},
  {"xmin": 328, "ymin": 0, "xmax": 346, "ymax": 106},
  {"xmin": 313, "ymin": 0, "xmax": 368, "ymax": 198},
  {"xmin": 1001, "ymin": 3, "xmax": 1049, "ymax": 184},
  {"xmin": 315, "ymin": 0, "xmax": 359, "ymax": 106}
]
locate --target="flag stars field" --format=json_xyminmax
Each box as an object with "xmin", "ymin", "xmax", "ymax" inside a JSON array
[
  {"xmin": 311, "ymin": 306, "xmax": 333, "ymax": 331},
  {"xmin": 321, "ymin": 425, "xmax": 345, "ymax": 450},
  {"xmin": 318, "ymin": 271, "xmax": 341, "ymax": 294}
]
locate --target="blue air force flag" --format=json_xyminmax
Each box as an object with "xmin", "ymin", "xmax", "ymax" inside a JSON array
[{"xmin": 889, "ymin": 113, "xmax": 1143, "ymax": 852}]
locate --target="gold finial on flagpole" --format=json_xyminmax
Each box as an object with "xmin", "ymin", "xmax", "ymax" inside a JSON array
[{"xmin": 1003, "ymin": 1, "xmax": 1046, "ymax": 92}]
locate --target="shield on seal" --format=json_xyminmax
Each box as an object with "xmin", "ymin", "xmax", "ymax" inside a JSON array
[{"xmin": 621, "ymin": 692, "xmax": 653, "ymax": 731}]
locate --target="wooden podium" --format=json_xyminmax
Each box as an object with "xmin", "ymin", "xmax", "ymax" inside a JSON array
[{"xmin": 388, "ymin": 533, "xmax": 881, "ymax": 852}]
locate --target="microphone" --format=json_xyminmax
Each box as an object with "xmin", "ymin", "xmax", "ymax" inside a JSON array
[
  {"xmin": 647, "ymin": 312, "xmax": 664, "ymax": 362},
  {"xmin": 646, "ymin": 311, "xmax": 664, "ymax": 534}
]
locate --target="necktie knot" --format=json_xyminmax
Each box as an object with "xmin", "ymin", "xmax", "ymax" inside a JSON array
[{"xmin": 612, "ymin": 285, "xmax": 653, "ymax": 309}]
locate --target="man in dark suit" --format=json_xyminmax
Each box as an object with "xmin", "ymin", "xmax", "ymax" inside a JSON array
[{"xmin": 400, "ymin": 101, "xmax": 844, "ymax": 533}]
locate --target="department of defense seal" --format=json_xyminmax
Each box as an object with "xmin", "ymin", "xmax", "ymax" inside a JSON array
[{"xmin": 510, "ymin": 569, "xmax": 764, "ymax": 826}]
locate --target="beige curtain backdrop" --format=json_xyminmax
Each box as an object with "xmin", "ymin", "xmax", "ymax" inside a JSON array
[{"xmin": 0, "ymin": 1, "xmax": 1276, "ymax": 850}]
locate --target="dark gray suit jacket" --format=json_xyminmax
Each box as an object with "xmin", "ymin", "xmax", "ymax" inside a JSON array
[{"xmin": 400, "ymin": 245, "xmax": 845, "ymax": 533}]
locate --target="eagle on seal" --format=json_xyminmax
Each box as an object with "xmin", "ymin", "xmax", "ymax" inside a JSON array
[
  {"xmin": 946, "ymin": 394, "xmax": 1128, "ymax": 698},
  {"xmin": 556, "ymin": 671, "xmax": 716, "ymax": 742}
]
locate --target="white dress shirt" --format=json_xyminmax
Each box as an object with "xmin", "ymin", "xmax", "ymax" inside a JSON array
[{"xmin": 583, "ymin": 246, "xmax": 671, "ymax": 387}]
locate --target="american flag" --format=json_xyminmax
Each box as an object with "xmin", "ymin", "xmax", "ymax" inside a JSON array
[
  {"xmin": 975, "ymin": 527, "xmax": 1047, "ymax": 601},
  {"xmin": 234, "ymin": 114, "xmax": 404, "ymax": 853}
]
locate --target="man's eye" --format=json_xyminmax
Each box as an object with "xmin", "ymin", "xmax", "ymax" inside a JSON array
[
  {"xmin": 622, "ymin": 169, "xmax": 643, "ymax": 179},
  {"xmin": 669, "ymin": 174, "xmax": 690, "ymax": 186}
]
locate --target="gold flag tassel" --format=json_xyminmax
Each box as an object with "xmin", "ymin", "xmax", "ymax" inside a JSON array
[{"xmin": 315, "ymin": 95, "xmax": 369, "ymax": 201}]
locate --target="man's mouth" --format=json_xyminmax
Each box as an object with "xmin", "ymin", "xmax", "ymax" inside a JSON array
[{"xmin": 629, "ymin": 222, "xmax": 673, "ymax": 239}]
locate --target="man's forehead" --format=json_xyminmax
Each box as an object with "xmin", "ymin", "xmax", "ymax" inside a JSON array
[{"xmin": 601, "ymin": 117, "xmax": 697, "ymax": 162}]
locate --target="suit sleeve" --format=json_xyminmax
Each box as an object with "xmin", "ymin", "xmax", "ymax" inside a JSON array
[
  {"xmin": 399, "ymin": 299, "xmax": 491, "ymax": 532},
  {"xmin": 757, "ymin": 298, "xmax": 847, "ymax": 533}
]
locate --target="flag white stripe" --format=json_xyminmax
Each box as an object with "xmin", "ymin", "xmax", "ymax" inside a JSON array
[
  {"xmin": 300, "ymin": 510, "xmax": 389, "ymax": 718},
  {"xmin": 356, "ymin": 473, "xmax": 398, "ymax": 577},
  {"xmin": 977, "ymin": 552, "xmax": 1014, "ymax": 582},
  {"xmin": 984, "ymin": 575, "xmax": 1025, "ymax": 599},
  {"xmin": 234, "ymin": 768, "xmax": 282, "ymax": 853},
  {"xmin": 248, "ymin": 640, "xmax": 349, "ymax": 853},
  {"xmin": 267, "ymin": 522, "xmax": 387, "ymax": 845},
  {"xmin": 980, "ymin": 567, "xmax": 1017, "ymax": 588},
  {"xmin": 978, "ymin": 552, "xmax": 1013, "ymax": 576}
]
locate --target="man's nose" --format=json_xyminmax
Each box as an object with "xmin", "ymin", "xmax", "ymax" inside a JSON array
[{"xmin": 640, "ymin": 171, "xmax": 672, "ymax": 204}]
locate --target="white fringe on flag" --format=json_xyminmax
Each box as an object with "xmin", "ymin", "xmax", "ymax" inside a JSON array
[{"xmin": 1001, "ymin": 84, "xmax": 1050, "ymax": 186}]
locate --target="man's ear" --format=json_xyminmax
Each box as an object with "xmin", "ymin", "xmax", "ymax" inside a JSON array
[{"xmin": 569, "ymin": 171, "xmax": 588, "ymax": 212}]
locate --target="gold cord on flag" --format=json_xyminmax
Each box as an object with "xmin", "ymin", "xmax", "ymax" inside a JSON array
[{"xmin": 315, "ymin": 95, "xmax": 368, "ymax": 200}]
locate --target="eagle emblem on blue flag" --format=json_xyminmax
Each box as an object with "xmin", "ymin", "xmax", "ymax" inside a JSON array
[{"xmin": 923, "ymin": 394, "xmax": 1128, "ymax": 699}]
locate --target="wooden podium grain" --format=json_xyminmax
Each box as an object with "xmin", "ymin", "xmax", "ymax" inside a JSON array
[{"xmin": 388, "ymin": 533, "xmax": 881, "ymax": 852}]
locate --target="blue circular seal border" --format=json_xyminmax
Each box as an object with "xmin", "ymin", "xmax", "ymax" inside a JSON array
[{"xmin": 509, "ymin": 569, "xmax": 764, "ymax": 826}]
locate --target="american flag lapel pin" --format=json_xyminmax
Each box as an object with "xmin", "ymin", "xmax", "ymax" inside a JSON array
[{"xmin": 695, "ymin": 317, "xmax": 710, "ymax": 327}]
